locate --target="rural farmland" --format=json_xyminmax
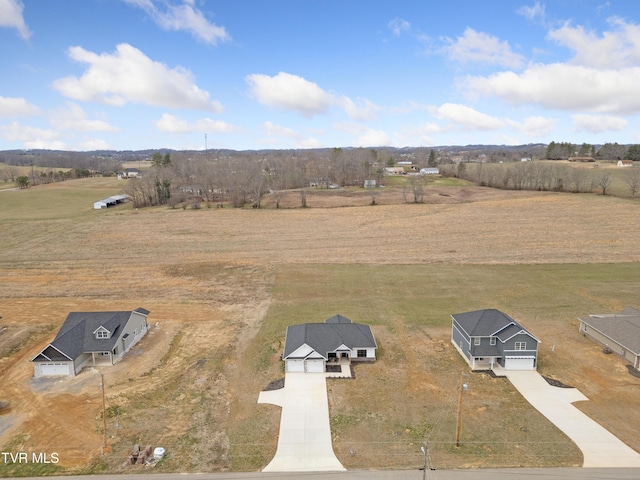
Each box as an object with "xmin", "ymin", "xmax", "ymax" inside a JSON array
[{"xmin": 0, "ymin": 175, "xmax": 639, "ymax": 475}]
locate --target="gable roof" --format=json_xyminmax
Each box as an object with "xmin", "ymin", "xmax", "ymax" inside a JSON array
[
  {"xmin": 580, "ymin": 307, "xmax": 640, "ymax": 354},
  {"xmin": 452, "ymin": 309, "xmax": 539, "ymax": 342},
  {"xmin": 32, "ymin": 308, "xmax": 149, "ymax": 362},
  {"xmin": 283, "ymin": 315, "xmax": 376, "ymax": 360}
]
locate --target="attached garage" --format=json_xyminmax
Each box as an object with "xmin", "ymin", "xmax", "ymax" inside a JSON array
[
  {"xmin": 286, "ymin": 359, "xmax": 305, "ymax": 372},
  {"xmin": 304, "ymin": 359, "xmax": 325, "ymax": 373},
  {"xmin": 35, "ymin": 362, "xmax": 72, "ymax": 376},
  {"xmin": 504, "ymin": 357, "xmax": 535, "ymax": 370}
]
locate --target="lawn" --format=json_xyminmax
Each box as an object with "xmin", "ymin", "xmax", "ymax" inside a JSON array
[{"xmin": 230, "ymin": 263, "xmax": 640, "ymax": 470}]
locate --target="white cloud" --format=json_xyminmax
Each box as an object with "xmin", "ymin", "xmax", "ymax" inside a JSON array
[
  {"xmin": 388, "ymin": 18, "xmax": 410, "ymax": 36},
  {"xmin": 53, "ymin": 43, "xmax": 223, "ymax": 112},
  {"xmin": 572, "ymin": 113, "xmax": 627, "ymax": 133},
  {"xmin": 52, "ymin": 103, "xmax": 119, "ymax": 132},
  {"xmin": 78, "ymin": 137, "xmax": 113, "ymax": 151},
  {"xmin": 0, "ymin": 121, "xmax": 63, "ymax": 149},
  {"xmin": 260, "ymin": 121, "xmax": 321, "ymax": 148},
  {"xmin": 154, "ymin": 112, "xmax": 239, "ymax": 134},
  {"xmin": 123, "ymin": 0, "xmax": 230, "ymax": 45},
  {"xmin": 335, "ymin": 122, "xmax": 392, "ymax": 147},
  {"xmin": 506, "ymin": 115, "xmax": 557, "ymax": 137},
  {"xmin": 443, "ymin": 28, "xmax": 524, "ymax": 68},
  {"xmin": 0, "ymin": 96, "xmax": 40, "ymax": 117},
  {"xmin": 355, "ymin": 128, "xmax": 391, "ymax": 147},
  {"xmin": 0, "ymin": 0, "xmax": 30, "ymax": 40},
  {"xmin": 246, "ymin": 72, "xmax": 335, "ymax": 117},
  {"xmin": 246, "ymin": 71, "xmax": 378, "ymax": 121},
  {"xmin": 517, "ymin": 2, "xmax": 546, "ymax": 22},
  {"xmin": 548, "ymin": 17, "xmax": 640, "ymax": 68},
  {"xmin": 340, "ymin": 96, "xmax": 380, "ymax": 121},
  {"xmin": 429, "ymin": 103, "xmax": 504, "ymax": 130},
  {"xmin": 463, "ymin": 63, "xmax": 640, "ymax": 114}
]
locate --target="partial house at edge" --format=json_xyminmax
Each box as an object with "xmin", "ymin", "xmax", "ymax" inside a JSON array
[
  {"xmin": 31, "ymin": 308, "xmax": 150, "ymax": 377},
  {"xmin": 282, "ymin": 314, "xmax": 377, "ymax": 373},
  {"xmin": 579, "ymin": 306, "xmax": 640, "ymax": 370},
  {"xmin": 451, "ymin": 309, "xmax": 540, "ymax": 371}
]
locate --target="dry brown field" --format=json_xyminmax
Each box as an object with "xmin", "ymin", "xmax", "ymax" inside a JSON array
[{"xmin": 0, "ymin": 179, "xmax": 639, "ymax": 475}]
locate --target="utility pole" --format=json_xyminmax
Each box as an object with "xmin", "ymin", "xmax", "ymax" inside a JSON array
[
  {"xmin": 420, "ymin": 442, "xmax": 428, "ymax": 480},
  {"xmin": 455, "ymin": 373, "xmax": 468, "ymax": 448},
  {"xmin": 101, "ymin": 373, "xmax": 107, "ymax": 454}
]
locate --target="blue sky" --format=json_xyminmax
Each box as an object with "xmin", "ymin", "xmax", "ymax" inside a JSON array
[{"xmin": 2, "ymin": 0, "xmax": 640, "ymax": 151}]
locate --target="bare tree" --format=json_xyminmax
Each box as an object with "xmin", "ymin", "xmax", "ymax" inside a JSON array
[
  {"xmin": 409, "ymin": 176, "xmax": 427, "ymax": 203},
  {"xmin": 625, "ymin": 168, "xmax": 640, "ymax": 198},
  {"xmin": 595, "ymin": 170, "xmax": 611, "ymax": 195}
]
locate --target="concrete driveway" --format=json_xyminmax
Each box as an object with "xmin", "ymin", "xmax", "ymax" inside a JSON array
[
  {"xmin": 258, "ymin": 372, "xmax": 345, "ymax": 472},
  {"xmin": 503, "ymin": 370, "xmax": 640, "ymax": 468}
]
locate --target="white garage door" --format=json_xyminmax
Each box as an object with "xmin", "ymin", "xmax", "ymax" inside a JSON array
[
  {"xmin": 38, "ymin": 363, "xmax": 70, "ymax": 376},
  {"xmin": 304, "ymin": 359, "xmax": 325, "ymax": 373},
  {"xmin": 505, "ymin": 357, "xmax": 535, "ymax": 370},
  {"xmin": 286, "ymin": 359, "xmax": 305, "ymax": 372}
]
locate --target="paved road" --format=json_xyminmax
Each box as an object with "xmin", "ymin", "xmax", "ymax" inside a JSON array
[
  {"xmin": 12, "ymin": 468, "xmax": 640, "ymax": 480},
  {"xmin": 504, "ymin": 370, "xmax": 640, "ymax": 468}
]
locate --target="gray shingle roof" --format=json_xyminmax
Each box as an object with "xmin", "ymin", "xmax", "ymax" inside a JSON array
[
  {"xmin": 283, "ymin": 315, "xmax": 377, "ymax": 360},
  {"xmin": 32, "ymin": 309, "xmax": 149, "ymax": 362},
  {"xmin": 453, "ymin": 308, "xmax": 538, "ymax": 342},
  {"xmin": 580, "ymin": 307, "xmax": 640, "ymax": 355}
]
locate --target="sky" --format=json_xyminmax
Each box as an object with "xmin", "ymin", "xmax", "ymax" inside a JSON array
[{"xmin": 2, "ymin": 0, "xmax": 640, "ymax": 151}]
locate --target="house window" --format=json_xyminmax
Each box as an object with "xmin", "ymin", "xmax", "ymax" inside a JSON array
[
  {"xmin": 96, "ymin": 330, "xmax": 109, "ymax": 339},
  {"xmin": 357, "ymin": 349, "xmax": 367, "ymax": 358},
  {"xmin": 490, "ymin": 337, "xmax": 496, "ymax": 345},
  {"xmin": 328, "ymin": 352, "xmax": 337, "ymax": 359},
  {"xmin": 474, "ymin": 337, "xmax": 481, "ymax": 345},
  {"xmin": 515, "ymin": 342, "xmax": 526, "ymax": 351}
]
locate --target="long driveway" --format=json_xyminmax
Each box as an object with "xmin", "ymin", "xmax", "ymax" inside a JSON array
[
  {"xmin": 504, "ymin": 370, "xmax": 640, "ymax": 468},
  {"xmin": 258, "ymin": 372, "xmax": 345, "ymax": 472}
]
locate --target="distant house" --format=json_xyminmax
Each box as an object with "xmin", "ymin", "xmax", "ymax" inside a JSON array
[
  {"xmin": 364, "ymin": 179, "xmax": 377, "ymax": 188},
  {"xmin": 420, "ymin": 167, "xmax": 439, "ymax": 175},
  {"xmin": 93, "ymin": 194, "xmax": 130, "ymax": 209},
  {"xmin": 618, "ymin": 160, "xmax": 634, "ymax": 167},
  {"xmin": 451, "ymin": 309, "xmax": 540, "ymax": 371},
  {"xmin": 118, "ymin": 168, "xmax": 141, "ymax": 179},
  {"xmin": 521, "ymin": 157, "xmax": 532, "ymax": 162},
  {"xmin": 282, "ymin": 314, "xmax": 377, "ymax": 373},
  {"xmin": 579, "ymin": 307, "xmax": 640, "ymax": 370},
  {"xmin": 31, "ymin": 308, "xmax": 150, "ymax": 377},
  {"xmin": 384, "ymin": 167, "xmax": 406, "ymax": 175}
]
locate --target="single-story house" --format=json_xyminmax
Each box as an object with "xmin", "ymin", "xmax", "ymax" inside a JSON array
[
  {"xmin": 451, "ymin": 309, "xmax": 540, "ymax": 371},
  {"xmin": 384, "ymin": 167, "xmax": 406, "ymax": 175},
  {"xmin": 282, "ymin": 314, "xmax": 377, "ymax": 373},
  {"xmin": 420, "ymin": 167, "xmax": 440, "ymax": 175},
  {"xmin": 31, "ymin": 308, "xmax": 150, "ymax": 377},
  {"xmin": 618, "ymin": 160, "xmax": 634, "ymax": 167},
  {"xmin": 579, "ymin": 307, "xmax": 640, "ymax": 369},
  {"xmin": 118, "ymin": 168, "xmax": 141, "ymax": 179},
  {"xmin": 93, "ymin": 194, "xmax": 130, "ymax": 209}
]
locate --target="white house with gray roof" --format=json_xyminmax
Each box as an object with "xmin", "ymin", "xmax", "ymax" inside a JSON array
[
  {"xmin": 282, "ymin": 314, "xmax": 377, "ymax": 373},
  {"xmin": 579, "ymin": 306, "xmax": 640, "ymax": 370},
  {"xmin": 451, "ymin": 309, "xmax": 539, "ymax": 371},
  {"xmin": 31, "ymin": 308, "xmax": 150, "ymax": 377}
]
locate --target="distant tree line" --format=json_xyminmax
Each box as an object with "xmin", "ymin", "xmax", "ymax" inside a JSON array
[
  {"xmin": 545, "ymin": 142, "xmax": 640, "ymax": 160},
  {"xmin": 122, "ymin": 148, "xmax": 415, "ymax": 208}
]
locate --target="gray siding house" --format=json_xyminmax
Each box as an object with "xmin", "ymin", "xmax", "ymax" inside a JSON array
[
  {"xmin": 31, "ymin": 308, "xmax": 150, "ymax": 377},
  {"xmin": 579, "ymin": 306, "xmax": 640, "ymax": 370},
  {"xmin": 451, "ymin": 309, "xmax": 539, "ymax": 371},
  {"xmin": 283, "ymin": 314, "xmax": 377, "ymax": 373}
]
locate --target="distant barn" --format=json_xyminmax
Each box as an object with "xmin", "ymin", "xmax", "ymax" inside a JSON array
[{"xmin": 93, "ymin": 194, "xmax": 130, "ymax": 209}]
